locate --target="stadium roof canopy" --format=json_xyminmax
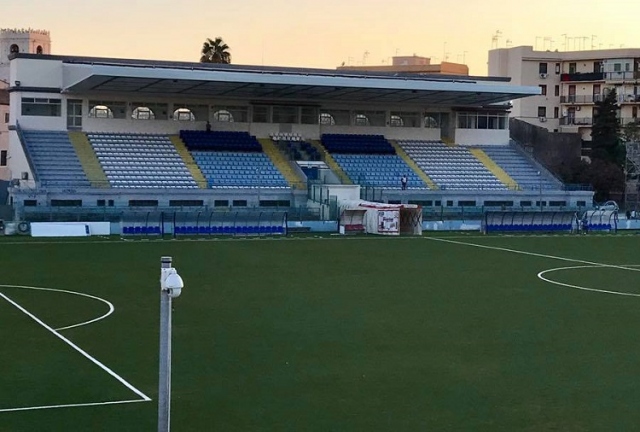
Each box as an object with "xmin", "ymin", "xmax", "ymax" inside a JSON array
[{"xmin": 12, "ymin": 54, "xmax": 540, "ymax": 106}]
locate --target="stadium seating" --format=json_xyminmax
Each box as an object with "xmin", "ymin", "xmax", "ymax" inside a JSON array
[
  {"xmin": 321, "ymin": 134, "xmax": 426, "ymax": 189},
  {"xmin": 478, "ymin": 145, "xmax": 560, "ymax": 190},
  {"xmin": 181, "ymin": 131, "xmax": 288, "ymax": 188},
  {"xmin": 271, "ymin": 133, "xmax": 320, "ymax": 161},
  {"xmin": 21, "ymin": 130, "xmax": 91, "ymax": 188},
  {"xmin": 180, "ymin": 130, "xmax": 262, "ymax": 152},
  {"xmin": 398, "ymin": 140, "xmax": 506, "ymax": 190},
  {"xmin": 122, "ymin": 224, "xmax": 284, "ymax": 236},
  {"xmin": 321, "ymin": 134, "xmax": 395, "ymax": 154},
  {"xmin": 87, "ymin": 133, "xmax": 198, "ymax": 188}
]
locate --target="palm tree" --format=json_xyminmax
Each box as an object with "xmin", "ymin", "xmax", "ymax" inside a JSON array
[{"xmin": 200, "ymin": 37, "xmax": 231, "ymax": 64}]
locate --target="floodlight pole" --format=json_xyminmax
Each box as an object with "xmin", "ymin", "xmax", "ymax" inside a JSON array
[{"xmin": 158, "ymin": 256, "xmax": 176, "ymax": 432}]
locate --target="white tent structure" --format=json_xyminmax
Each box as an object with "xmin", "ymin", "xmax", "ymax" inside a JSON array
[{"xmin": 338, "ymin": 200, "xmax": 422, "ymax": 236}]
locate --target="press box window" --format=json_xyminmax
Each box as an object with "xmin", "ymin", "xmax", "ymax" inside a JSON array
[{"xmin": 21, "ymin": 98, "xmax": 61, "ymax": 117}]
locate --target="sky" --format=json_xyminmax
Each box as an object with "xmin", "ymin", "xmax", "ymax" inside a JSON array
[{"xmin": 3, "ymin": 0, "xmax": 640, "ymax": 76}]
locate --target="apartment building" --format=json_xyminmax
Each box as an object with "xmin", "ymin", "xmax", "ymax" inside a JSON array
[{"xmin": 489, "ymin": 46, "xmax": 640, "ymax": 141}]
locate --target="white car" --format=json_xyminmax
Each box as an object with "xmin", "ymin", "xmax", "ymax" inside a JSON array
[{"xmin": 597, "ymin": 201, "xmax": 619, "ymax": 211}]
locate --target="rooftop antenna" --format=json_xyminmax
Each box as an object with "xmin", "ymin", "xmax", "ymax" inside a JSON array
[
  {"xmin": 561, "ymin": 33, "xmax": 568, "ymax": 51},
  {"xmin": 591, "ymin": 35, "xmax": 598, "ymax": 50},
  {"xmin": 463, "ymin": 50, "xmax": 468, "ymax": 63},
  {"xmin": 581, "ymin": 36, "xmax": 589, "ymax": 50},
  {"xmin": 506, "ymin": 39, "xmax": 512, "ymax": 48},
  {"xmin": 535, "ymin": 36, "xmax": 543, "ymax": 50},
  {"xmin": 362, "ymin": 50, "xmax": 370, "ymax": 65},
  {"xmin": 544, "ymin": 36, "xmax": 554, "ymax": 50},
  {"xmin": 491, "ymin": 30, "xmax": 502, "ymax": 49}
]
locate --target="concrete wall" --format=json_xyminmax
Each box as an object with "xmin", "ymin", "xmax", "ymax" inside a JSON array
[
  {"xmin": 509, "ymin": 118, "xmax": 581, "ymax": 174},
  {"xmin": 7, "ymin": 131, "xmax": 35, "ymax": 187},
  {"xmin": 455, "ymin": 129, "xmax": 509, "ymax": 145}
]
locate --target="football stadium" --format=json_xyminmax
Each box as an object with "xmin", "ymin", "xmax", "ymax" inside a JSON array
[{"xmin": 3, "ymin": 28, "xmax": 640, "ymax": 432}]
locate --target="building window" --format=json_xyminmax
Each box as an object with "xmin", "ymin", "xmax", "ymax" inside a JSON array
[
  {"xmin": 554, "ymin": 85, "xmax": 560, "ymax": 97},
  {"xmin": 354, "ymin": 113, "xmax": 370, "ymax": 126},
  {"xmin": 569, "ymin": 62, "xmax": 577, "ymax": 74},
  {"xmin": 319, "ymin": 112, "xmax": 336, "ymax": 125},
  {"xmin": 89, "ymin": 101, "xmax": 127, "ymax": 119},
  {"xmin": 457, "ymin": 112, "xmax": 508, "ymax": 129},
  {"xmin": 212, "ymin": 105, "xmax": 248, "ymax": 123},
  {"xmin": 172, "ymin": 108, "xmax": 195, "ymax": 121},
  {"xmin": 537, "ymin": 107, "xmax": 547, "ymax": 117},
  {"xmin": 9, "ymin": 44, "xmax": 19, "ymax": 54},
  {"xmin": 554, "ymin": 107, "xmax": 559, "ymax": 118},
  {"xmin": 4, "ymin": 112, "xmax": 8, "ymax": 123},
  {"xmin": 614, "ymin": 63, "xmax": 622, "ymax": 72},
  {"xmin": 0, "ymin": 150, "xmax": 6, "ymax": 166},
  {"xmin": 539, "ymin": 85, "xmax": 547, "ymax": 96},
  {"xmin": 539, "ymin": 63, "xmax": 548, "ymax": 74},
  {"xmin": 21, "ymin": 98, "xmax": 61, "ymax": 117},
  {"xmin": 555, "ymin": 63, "xmax": 561, "ymax": 74},
  {"xmin": 90, "ymin": 105, "xmax": 114, "ymax": 119},
  {"xmin": 36, "ymin": 45, "xmax": 43, "ymax": 55}
]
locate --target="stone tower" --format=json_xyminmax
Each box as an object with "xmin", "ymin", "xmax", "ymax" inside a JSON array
[{"xmin": 0, "ymin": 28, "xmax": 51, "ymax": 81}]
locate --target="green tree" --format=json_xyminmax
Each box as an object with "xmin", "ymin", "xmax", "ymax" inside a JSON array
[
  {"xmin": 200, "ymin": 37, "xmax": 231, "ymax": 64},
  {"xmin": 590, "ymin": 88, "xmax": 624, "ymax": 165}
]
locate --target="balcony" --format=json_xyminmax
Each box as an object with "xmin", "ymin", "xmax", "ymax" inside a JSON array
[
  {"xmin": 560, "ymin": 72, "xmax": 604, "ymax": 82},
  {"xmin": 560, "ymin": 95, "xmax": 602, "ymax": 104},
  {"xmin": 604, "ymin": 71, "xmax": 640, "ymax": 81},
  {"xmin": 560, "ymin": 117, "xmax": 592, "ymax": 126},
  {"xmin": 617, "ymin": 94, "xmax": 640, "ymax": 104}
]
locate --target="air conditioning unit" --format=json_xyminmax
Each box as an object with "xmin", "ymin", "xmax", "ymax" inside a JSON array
[
  {"xmin": 575, "ymin": 106, "xmax": 581, "ymax": 111},
  {"xmin": 539, "ymin": 117, "xmax": 547, "ymax": 122},
  {"xmin": 539, "ymin": 73, "xmax": 548, "ymax": 79}
]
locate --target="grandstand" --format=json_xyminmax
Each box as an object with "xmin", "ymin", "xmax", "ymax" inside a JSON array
[{"xmin": 3, "ymin": 53, "xmax": 594, "ymax": 218}]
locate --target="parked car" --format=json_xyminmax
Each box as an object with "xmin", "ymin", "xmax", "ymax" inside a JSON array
[{"xmin": 596, "ymin": 200, "xmax": 619, "ymax": 211}]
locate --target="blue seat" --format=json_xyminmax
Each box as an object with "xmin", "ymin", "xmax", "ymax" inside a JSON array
[
  {"xmin": 134, "ymin": 226, "xmax": 141, "ymax": 234},
  {"xmin": 198, "ymin": 226, "xmax": 207, "ymax": 234}
]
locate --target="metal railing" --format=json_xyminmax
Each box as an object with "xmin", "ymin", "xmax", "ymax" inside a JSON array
[
  {"xmin": 604, "ymin": 71, "xmax": 640, "ymax": 81},
  {"xmin": 561, "ymin": 72, "xmax": 604, "ymax": 82},
  {"xmin": 560, "ymin": 117, "xmax": 593, "ymax": 126},
  {"xmin": 15, "ymin": 205, "xmax": 322, "ymax": 223}
]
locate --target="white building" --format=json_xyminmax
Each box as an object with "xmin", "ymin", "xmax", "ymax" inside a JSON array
[
  {"xmin": 489, "ymin": 46, "xmax": 640, "ymax": 141},
  {"xmin": 0, "ymin": 28, "xmax": 51, "ymax": 180}
]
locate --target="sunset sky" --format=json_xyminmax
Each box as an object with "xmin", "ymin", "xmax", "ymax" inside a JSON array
[{"xmin": 3, "ymin": 0, "xmax": 640, "ymax": 76}]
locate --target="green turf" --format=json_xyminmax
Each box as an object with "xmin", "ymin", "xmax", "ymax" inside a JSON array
[{"xmin": 1, "ymin": 235, "xmax": 640, "ymax": 431}]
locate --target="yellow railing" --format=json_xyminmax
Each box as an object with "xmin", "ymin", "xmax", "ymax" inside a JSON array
[
  {"xmin": 469, "ymin": 148, "xmax": 520, "ymax": 190},
  {"xmin": 307, "ymin": 140, "xmax": 352, "ymax": 185},
  {"xmin": 258, "ymin": 138, "xmax": 306, "ymax": 189},
  {"xmin": 170, "ymin": 135, "xmax": 207, "ymax": 189},
  {"xmin": 389, "ymin": 140, "xmax": 439, "ymax": 190},
  {"xmin": 68, "ymin": 131, "xmax": 109, "ymax": 188}
]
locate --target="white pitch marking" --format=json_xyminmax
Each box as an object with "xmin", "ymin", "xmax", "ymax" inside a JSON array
[
  {"xmin": 0, "ymin": 398, "xmax": 148, "ymax": 414},
  {"xmin": 0, "ymin": 284, "xmax": 114, "ymax": 331},
  {"xmin": 0, "ymin": 292, "xmax": 151, "ymax": 402},
  {"xmin": 538, "ymin": 265, "xmax": 640, "ymax": 297},
  {"xmin": 427, "ymin": 236, "xmax": 640, "ymax": 273}
]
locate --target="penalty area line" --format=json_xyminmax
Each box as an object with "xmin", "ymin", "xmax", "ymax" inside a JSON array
[
  {"xmin": 0, "ymin": 398, "xmax": 148, "ymax": 414},
  {"xmin": 0, "ymin": 292, "xmax": 151, "ymax": 403},
  {"xmin": 426, "ymin": 236, "xmax": 640, "ymax": 273}
]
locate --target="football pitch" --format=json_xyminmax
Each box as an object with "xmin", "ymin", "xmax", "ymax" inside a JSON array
[{"xmin": 1, "ymin": 233, "xmax": 640, "ymax": 431}]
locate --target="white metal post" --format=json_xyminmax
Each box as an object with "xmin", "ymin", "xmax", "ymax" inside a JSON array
[{"xmin": 158, "ymin": 256, "xmax": 173, "ymax": 432}]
